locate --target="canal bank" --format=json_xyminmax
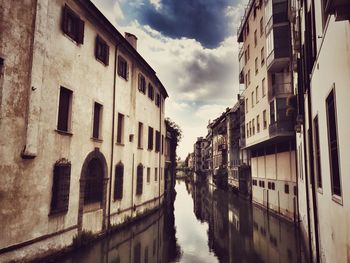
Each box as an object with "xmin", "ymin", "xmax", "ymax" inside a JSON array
[{"xmin": 46, "ymin": 179, "xmax": 309, "ymax": 263}]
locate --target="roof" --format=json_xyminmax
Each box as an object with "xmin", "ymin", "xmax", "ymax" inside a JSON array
[{"xmin": 75, "ymin": 0, "xmax": 168, "ymax": 98}]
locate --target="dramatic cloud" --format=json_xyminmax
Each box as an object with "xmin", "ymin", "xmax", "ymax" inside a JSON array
[{"xmin": 91, "ymin": 0, "xmax": 246, "ymax": 158}]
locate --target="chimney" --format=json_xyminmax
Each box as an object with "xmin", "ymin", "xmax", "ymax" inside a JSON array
[{"xmin": 125, "ymin": 32, "xmax": 137, "ymax": 50}]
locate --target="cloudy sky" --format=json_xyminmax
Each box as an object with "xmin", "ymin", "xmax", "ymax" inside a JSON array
[{"xmin": 91, "ymin": 0, "xmax": 246, "ymax": 159}]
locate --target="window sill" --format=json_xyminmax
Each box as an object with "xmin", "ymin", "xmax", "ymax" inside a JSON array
[
  {"xmin": 137, "ymin": 147, "xmax": 143, "ymax": 150},
  {"xmin": 96, "ymin": 57, "xmax": 108, "ymax": 66},
  {"xmin": 147, "ymin": 149, "xmax": 153, "ymax": 152},
  {"xmin": 317, "ymin": 188, "xmax": 323, "ymax": 195},
  {"xmin": 48, "ymin": 209, "xmax": 68, "ymax": 217},
  {"xmin": 332, "ymin": 194, "xmax": 343, "ymax": 206},
  {"xmin": 55, "ymin": 129, "xmax": 73, "ymax": 136},
  {"xmin": 118, "ymin": 75, "xmax": 128, "ymax": 81},
  {"xmin": 116, "ymin": 142, "xmax": 125, "ymax": 146},
  {"xmin": 83, "ymin": 202, "xmax": 102, "ymax": 213},
  {"xmin": 91, "ymin": 137, "xmax": 103, "ymax": 143}
]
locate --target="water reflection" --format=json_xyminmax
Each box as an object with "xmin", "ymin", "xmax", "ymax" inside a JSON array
[{"xmin": 51, "ymin": 179, "xmax": 308, "ymax": 263}]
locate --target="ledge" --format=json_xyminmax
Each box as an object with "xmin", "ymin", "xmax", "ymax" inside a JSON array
[{"xmin": 55, "ymin": 129, "xmax": 73, "ymax": 136}]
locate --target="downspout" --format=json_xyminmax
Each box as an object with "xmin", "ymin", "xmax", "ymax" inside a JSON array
[
  {"xmin": 107, "ymin": 41, "xmax": 120, "ymax": 232},
  {"xmin": 158, "ymin": 96, "xmax": 162, "ymax": 207}
]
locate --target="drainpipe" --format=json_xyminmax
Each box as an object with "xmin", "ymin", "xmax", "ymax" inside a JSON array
[
  {"xmin": 107, "ymin": 41, "xmax": 120, "ymax": 232},
  {"xmin": 158, "ymin": 95, "xmax": 162, "ymax": 207}
]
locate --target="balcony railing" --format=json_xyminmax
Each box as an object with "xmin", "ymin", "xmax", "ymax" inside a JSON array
[{"xmin": 269, "ymin": 120, "xmax": 294, "ymax": 136}]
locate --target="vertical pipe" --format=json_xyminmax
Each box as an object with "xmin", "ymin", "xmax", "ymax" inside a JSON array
[
  {"xmin": 158, "ymin": 95, "xmax": 162, "ymax": 207},
  {"xmin": 107, "ymin": 42, "xmax": 119, "ymax": 232}
]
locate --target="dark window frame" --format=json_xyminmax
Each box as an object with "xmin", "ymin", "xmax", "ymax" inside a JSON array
[
  {"xmin": 138, "ymin": 73, "xmax": 146, "ymax": 94},
  {"xmin": 114, "ymin": 162, "xmax": 124, "ymax": 200},
  {"xmin": 155, "ymin": 130, "xmax": 160, "ymax": 152},
  {"xmin": 136, "ymin": 164, "xmax": 143, "ymax": 195},
  {"xmin": 57, "ymin": 86, "xmax": 73, "ymax": 132},
  {"xmin": 61, "ymin": 5, "xmax": 84, "ymax": 44},
  {"xmin": 117, "ymin": 113, "xmax": 124, "ymax": 144},
  {"xmin": 95, "ymin": 35, "xmax": 109, "ymax": 65},
  {"xmin": 138, "ymin": 122, "xmax": 143, "ymax": 149},
  {"xmin": 117, "ymin": 55, "xmax": 128, "ymax": 80},
  {"xmin": 313, "ymin": 115, "xmax": 322, "ymax": 189},
  {"xmin": 148, "ymin": 83, "xmax": 154, "ymax": 100},
  {"xmin": 148, "ymin": 126, "xmax": 154, "ymax": 150},
  {"xmin": 92, "ymin": 102, "xmax": 102, "ymax": 139}
]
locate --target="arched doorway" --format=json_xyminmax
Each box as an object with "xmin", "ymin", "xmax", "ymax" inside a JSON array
[{"xmin": 78, "ymin": 148, "xmax": 108, "ymax": 233}]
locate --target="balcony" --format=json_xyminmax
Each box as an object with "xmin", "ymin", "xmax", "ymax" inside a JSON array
[
  {"xmin": 268, "ymin": 82, "xmax": 292, "ymax": 101},
  {"xmin": 269, "ymin": 120, "xmax": 294, "ymax": 137}
]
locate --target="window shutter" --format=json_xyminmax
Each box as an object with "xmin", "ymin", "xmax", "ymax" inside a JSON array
[
  {"xmin": 50, "ymin": 163, "xmax": 71, "ymax": 214},
  {"xmin": 61, "ymin": 5, "xmax": 68, "ymax": 34},
  {"xmin": 78, "ymin": 19, "xmax": 84, "ymax": 44}
]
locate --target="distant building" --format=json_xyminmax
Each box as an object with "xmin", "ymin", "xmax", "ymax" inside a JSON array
[
  {"xmin": 237, "ymin": 0, "xmax": 297, "ymax": 221},
  {"xmin": 194, "ymin": 137, "xmax": 208, "ymax": 177},
  {"xmin": 0, "ymin": 0, "xmax": 168, "ymax": 261}
]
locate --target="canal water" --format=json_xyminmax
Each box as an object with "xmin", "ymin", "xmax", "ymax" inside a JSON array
[{"xmin": 51, "ymin": 179, "xmax": 309, "ymax": 263}]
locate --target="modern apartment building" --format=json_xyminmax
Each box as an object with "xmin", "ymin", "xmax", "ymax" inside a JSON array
[
  {"xmin": 238, "ymin": 0, "xmax": 297, "ymax": 221},
  {"xmin": 291, "ymin": 0, "xmax": 350, "ymax": 261},
  {"xmin": 0, "ymin": 0, "xmax": 167, "ymax": 261}
]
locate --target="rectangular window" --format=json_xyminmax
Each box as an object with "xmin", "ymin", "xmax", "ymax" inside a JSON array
[
  {"xmin": 257, "ymin": 115, "xmax": 260, "ymax": 132},
  {"xmin": 254, "ymin": 30, "xmax": 257, "ymax": 47},
  {"xmin": 252, "ymin": 118, "xmax": 255, "ymax": 135},
  {"xmin": 148, "ymin": 126, "xmax": 154, "ymax": 150},
  {"xmin": 161, "ymin": 135, "xmax": 164, "ymax": 154},
  {"xmin": 256, "ymin": 86, "xmax": 259, "ymax": 103},
  {"xmin": 247, "ymin": 45, "xmax": 250, "ymax": 60},
  {"xmin": 248, "ymin": 70, "xmax": 251, "ymax": 85},
  {"xmin": 61, "ymin": 5, "xmax": 84, "ymax": 44},
  {"xmin": 117, "ymin": 55, "xmax": 128, "ymax": 80},
  {"xmin": 246, "ymin": 123, "xmax": 249, "ymax": 138},
  {"xmin": 117, "ymin": 113, "xmax": 124, "ymax": 144},
  {"xmin": 261, "ymin": 47, "xmax": 265, "ymax": 66},
  {"xmin": 313, "ymin": 116, "xmax": 322, "ymax": 189},
  {"xmin": 263, "ymin": 110, "xmax": 267, "ymax": 129},
  {"xmin": 136, "ymin": 165, "xmax": 143, "ymax": 195},
  {"xmin": 138, "ymin": 122, "xmax": 143, "ymax": 148},
  {"xmin": 262, "ymin": 78, "xmax": 266, "ymax": 97},
  {"xmin": 251, "ymin": 91, "xmax": 254, "ymax": 108},
  {"xmin": 249, "ymin": 121, "xmax": 252, "ymax": 137},
  {"xmin": 155, "ymin": 131, "xmax": 161, "ymax": 152},
  {"xmin": 57, "ymin": 86, "xmax": 72, "ymax": 132},
  {"xmin": 155, "ymin": 167, "xmax": 158, "ymax": 181},
  {"xmin": 285, "ymin": 184, "xmax": 290, "ymax": 194},
  {"xmin": 50, "ymin": 162, "xmax": 71, "ymax": 214},
  {"xmin": 246, "ymin": 98, "xmax": 249, "ymax": 113},
  {"xmin": 114, "ymin": 164, "xmax": 124, "ymax": 200},
  {"xmin": 148, "ymin": 83, "xmax": 154, "ymax": 100},
  {"xmin": 326, "ymin": 89, "xmax": 341, "ymax": 197},
  {"xmin": 260, "ymin": 17, "xmax": 264, "ymax": 36},
  {"xmin": 255, "ymin": 58, "xmax": 258, "ymax": 74},
  {"xmin": 95, "ymin": 35, "xmax": 109, "ymax": 65},
  {"xmin": 156, "ymin": 93, "xmax": 161, "ymax": 107},
  {"xmin": 147, "ymin": 167, "xmax": 151, "ymax": 183},
  {"xmin": 92, "ymin": 102, "xmax": 102, "ymax": 139},
  {"xmin": 138, "ymin": 73, "xmax": 146, "ymax": 93}
]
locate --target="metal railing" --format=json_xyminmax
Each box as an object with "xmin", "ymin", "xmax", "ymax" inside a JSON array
[{"xmin": 269, "ymin": 120, "xmax": 294, "ymax": 136}]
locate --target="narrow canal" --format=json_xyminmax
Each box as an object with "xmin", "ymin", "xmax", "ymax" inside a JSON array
[{"xmin": 51, "ymin": 179, "xmax": 309, "ymax": 263}]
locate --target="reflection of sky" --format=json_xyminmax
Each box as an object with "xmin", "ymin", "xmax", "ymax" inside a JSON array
[{"xmin": 173, "ymin": 181, "xmax": 219, "ymax": 263}]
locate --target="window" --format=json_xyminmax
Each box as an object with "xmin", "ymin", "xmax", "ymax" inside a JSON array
[
  {"xmin": 244, "ymin": 50, "xmax": 248, "ymax": 64},
  {"xmin": 249, "ymin": 121, "xmax": 252, "ymax": 137},
  {"xmin": 95, "ymin": 35, "xmax": 109, "ymax": 65},
  {"xmin": 61, "ymin": 5, "xmax": 84, "ymax": 44},
  {"xmin": 262, "ymin": 78, "xmax": 266, "ymax": 97},
  {"xmin": 246, "ymin": 123, "xmax": 249, "ymax": 138},
  {"xmin": 247, "ymin": 45, "xmax": 250, "ymax": 60},
  {"xmin": 84, "ymin": 158, "xmax": 103, "ymax": 205},
  {"xmin": 285, "ymin": 184, "xmax": 290, "ymax": 194},
  {"xmin": 92, "ymin": 102, "xmax": 102, "ymax": 139},
  {"xmin": 252, "ymin": 118, "xmax": 255, "ymax": 135},
  {"xmin": 246, "ymin": 98, "xmax": 248, "ymax": 113},
  {"xmin": 148, "ymin": 126, "xmax": 154, "ymax": 150},
  {"xmin": 148, "ymin": 83, "xmax": 154, "ymax": 100},
  {"xmin": 263, "ymin": 110, "xmax": 267, "ymax": 129},
  {"xmin": 313, "ymin": 116, "xmax": 322, "ymax": 189},
  {"xmin": 155, "ymin": 93, "xmax": 161, "ymax": 107},
  {"xmin": 254, "ymin": 30, "xmax": 257, "ymax": 47},
  {"xmin": 294, "ymin": 186, "xmax": 297, "ymax": 196},
  {"xmin": 256, "ymin": 86, "xmax": 259, "ymax": 103},
  {"xmin": 251, "ymin": 91, "xmax": 254, "ymax": 108},
  {"xmin": 260, "ymin": 17, "xmax": 264, "ymax": 36},
  {"xmin": 117, "ymin": 113, "xmax": 124, "ymax": 144},
  {"xmin": 245, "ymin": 73, "xmax": 248, "ymax": 88},
  {"xmin": 117, "ymin": 55, "xmax": 128, "ymax": 80},
  {"xmin": 255, "ymin": 58, "xmax": 258, "ymax": 74},
  {"xmin": 261, "ymin": 47, "xmax": 265, "ymax": 66},
  {"xmin": 146, "ymin": 167, "xmax": 151, "ymax": 183},
  {"xmin": 138, "ymin": 74, "xmax": 146, "ymax": 93},
  {"xmin": 136, "ymin": 164, "xmax": 143, "ymax": 195},
  {"xmin": 155, "ymin": 131, "xmax": 161, "ymax": 152},
  {"xmin": 257, "ymin": 115, "xmax": 260, "ymax": 132},
  {"xmin": 114, "ymin": 163, "xmax": 124, "ymax": 200},
  {"xmin": 246, "ymin": 22, "xmax": 250, "ymax": 35},
  {"xmin": 155, "ymin": 167, "xmax": 158, "ymax": 181},
  {"xmin": 161, "ymin": 135, "xmax": 164, "ymax": 154},
  {"xmin": 50, "ymin": 160, "xmax": 71, "ymax": 214},
  {"xmin": 326, "ymin": 89, "xmax": 341, "ymax": 197},
  {"xmin": 138, "ymin": 122, "xmax": 143, "ymax": 148},
  {"xmin": 248, "ymin": 70, "xmax": 251, "ymax": 85},
  {"xmin": 57, "ymin": 86, "xmax": 72, "ymax": 132}
]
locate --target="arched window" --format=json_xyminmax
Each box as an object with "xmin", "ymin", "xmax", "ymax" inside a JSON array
[
  {"xmin": 84, "ymin": 158, "xmax": 103, "ymax": 205},
  {"xmin": 136, "ymin": 164, "xmax": 143, "ymax": 195},
  {"xmin": 114, "ymin": 162, "xmax": 124, "ymax": 200}
]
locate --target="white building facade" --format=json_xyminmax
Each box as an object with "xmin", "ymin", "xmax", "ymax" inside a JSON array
[{"xmin": 0, "ymin": 0, "xmax": 167, "ymax": 262}]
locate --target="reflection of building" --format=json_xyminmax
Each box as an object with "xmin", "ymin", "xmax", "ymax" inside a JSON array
[
  {"xmin": 0, "ymin": 1, "xmax": 167, "ymax": 261},
  {"xmin": 291, "ymin": 0, "xmax": 350, "ymax": 261},
  {"xmin": 237, "ymin": 0, "xmax": 297, "ymax": 222}
]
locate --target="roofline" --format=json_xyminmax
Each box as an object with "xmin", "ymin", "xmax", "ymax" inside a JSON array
[
  {"xmin": 75, "ymin": 0, "xmax": 168, "ymax": 98},
  {"xmin": 237, "ymin": 0, "xmax": 257, "ymax": 42}
]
